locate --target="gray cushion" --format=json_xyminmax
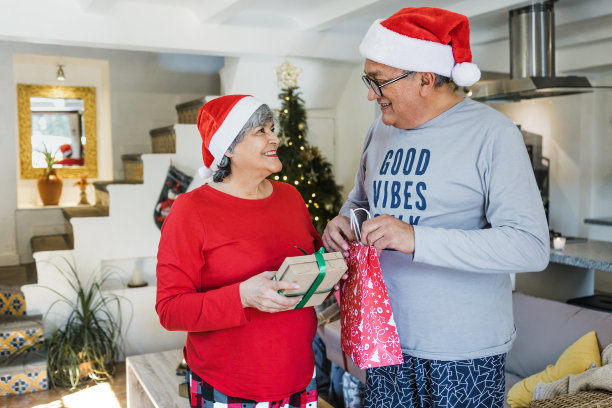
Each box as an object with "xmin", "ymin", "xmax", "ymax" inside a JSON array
[
  {"xmin": 504, "ymin": 372, "xmax": 523, "ymax": 408},
  {"xmin": 505, "ymin": 371, "xmax": 522, "ymax": 392},
  {"xmin": 506, "ymin": 292, "xmax": 612, "ymax": 379}
]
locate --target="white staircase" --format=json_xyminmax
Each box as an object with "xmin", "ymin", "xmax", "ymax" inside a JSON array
[{"xmin": 22, "ymin": 123, "xmax": 207, "ymax": 357}]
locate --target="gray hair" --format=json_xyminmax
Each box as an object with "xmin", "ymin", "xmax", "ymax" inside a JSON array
[
  {"xmin": 434, "ymin": 74, "xmax": 451, "ymax": 88},
  {"xmin": 212, "ymin": 104, "xmax": 275, "ymax": 182},
  {"xmin": 406, "ymin": 70, "xmax": 450, "ymax": 88}
]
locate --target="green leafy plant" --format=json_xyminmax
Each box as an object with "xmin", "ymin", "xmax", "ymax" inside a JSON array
[
  {"xmin": 38, "ymin": 143, "xmax": 59, "ymax": 180},
  {"xmin": 43, "ymin": 256, "xmax": 131, "ymax": 389}
]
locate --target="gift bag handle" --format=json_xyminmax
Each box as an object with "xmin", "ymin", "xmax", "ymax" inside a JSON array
[{"xmin": 350, "ymin": 208, "xmax": 371, "ymax": 242}]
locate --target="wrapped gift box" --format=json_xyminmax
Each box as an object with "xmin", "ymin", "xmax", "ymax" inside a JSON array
[
  {"xmin": 318, "ymin": 320, "xmax": 366, "ymax": 383},
  {"xmin": 276, "ymin": 252, "xmax": 347, "ymax": 308}
]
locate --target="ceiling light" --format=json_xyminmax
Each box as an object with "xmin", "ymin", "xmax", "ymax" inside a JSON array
[{"xmin": 56, "ymin": 65, "xmax": 65, "ymax": 81}]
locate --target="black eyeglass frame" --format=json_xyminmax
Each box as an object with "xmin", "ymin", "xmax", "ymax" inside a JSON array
[{"xmin": 361, "ymin": 72, "xmax": 413, "ymax": 96}]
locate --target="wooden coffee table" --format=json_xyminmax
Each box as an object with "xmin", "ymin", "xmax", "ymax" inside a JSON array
[
  {"xmin": 126, "ymin": 348, "xmax": 334, "ymax": 408},
  {"xmin": 126, "ymin": 348, "xmax": 185, "ymax": 408}
]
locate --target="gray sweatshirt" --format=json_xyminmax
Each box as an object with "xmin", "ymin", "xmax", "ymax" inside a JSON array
[{"xmin": 340, "ymin": 97, "xmax": 549, "ymax": 361}]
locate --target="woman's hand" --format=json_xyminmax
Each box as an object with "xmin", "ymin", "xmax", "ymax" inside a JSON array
[{"xmin": 239, "ymin": 271, "xmax": 302, "ymax": 312}]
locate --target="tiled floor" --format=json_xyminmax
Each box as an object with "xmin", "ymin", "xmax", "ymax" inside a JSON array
[{"xmin": 1, "ymin": 362, "xmax": 127, "ymax": 408}]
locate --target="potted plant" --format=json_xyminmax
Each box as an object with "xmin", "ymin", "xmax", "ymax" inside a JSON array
[
  {"xmin": 43, "ymin": 256, "xmax": 130, "ymax": 389},
  {"xmin": 37, "ymin": 144, "xmax": 63, "ymax": 205}
]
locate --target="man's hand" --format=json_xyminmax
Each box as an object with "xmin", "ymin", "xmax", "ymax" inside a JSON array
[
  {"xmin": 239, "ymin": 271, "xmax": 301, "ymax": 312},
  {"xmin": 322, "ymin": 215, "xmax": 356, "ymax": 258},
  {"xmin": 361, "ymin": 214, "xmax": 415, "ymax": 254}
]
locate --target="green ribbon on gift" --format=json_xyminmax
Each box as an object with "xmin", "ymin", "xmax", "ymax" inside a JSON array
[
  {"xmin": 297, "ymin": 247, "xmax": 327, "ymax": 308},
  {"xmin": 279, "ymin": 247, "xmax": 329, "ymax": 309}
]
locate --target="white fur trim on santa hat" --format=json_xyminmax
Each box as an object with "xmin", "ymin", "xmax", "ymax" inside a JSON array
[
  {"xmin": 208, "ymin": 96, "xmax": 264, "ymax": 164},
  {"xmin": 198, "ymin": 166, "xmax": 213, "ymax": 179},
  {"xmin": 451, "ymin": 62, "xmax": 481, "ymax": 86},
  {"xmin": 360, "ymin": 19, "xmax": 455, "ymax": 77}
]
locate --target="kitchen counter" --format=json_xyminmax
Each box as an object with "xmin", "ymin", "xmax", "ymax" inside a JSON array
[
  {"xmin": 584, "ymin": 217, "xmax": 612, "ymax": 227},
  {"xmin": 550, "ymin": 239, "xmax": 612, "ymax": 272},
  {"xmin": 517, "ymin": 239, "xmax": 612, "ymax": 302}
]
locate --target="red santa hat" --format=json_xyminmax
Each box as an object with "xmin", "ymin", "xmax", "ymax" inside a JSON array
[
  {"xmin": 196, "ymin": 94, "xmax": 264, "ymax": 179},
  {"xmin": 60, "ymin": 144, "xmax": 72, "ymax": 157},
  {"xmin": 359, "ymin": 7, "xmax": 481, "ymax": 87}
]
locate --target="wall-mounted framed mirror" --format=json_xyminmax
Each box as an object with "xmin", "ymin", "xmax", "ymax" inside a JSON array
[{"xmin": 17, "ymin": 84, "xmax": 98, "ymax": 179}]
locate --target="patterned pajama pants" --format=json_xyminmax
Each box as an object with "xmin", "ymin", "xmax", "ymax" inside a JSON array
[
  {"xmin": 365, "ymin": 353, "xmax": 506, "ymax": 408},
  {"xmin": 187, "ymin": 368, "xmax": 318, "ymax": 408}
]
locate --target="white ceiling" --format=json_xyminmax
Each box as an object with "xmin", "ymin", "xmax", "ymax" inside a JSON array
[{"xmin": 2, "ymin": 0, "xmax": 612, "ymax": 75}]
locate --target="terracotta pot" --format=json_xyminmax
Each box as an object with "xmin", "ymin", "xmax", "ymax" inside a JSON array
[{"xmin": 38, "ymin": 170, "xmax": 63, "ymax": 205}]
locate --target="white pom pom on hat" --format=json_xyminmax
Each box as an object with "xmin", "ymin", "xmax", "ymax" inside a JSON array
[
  {"xmin": 451, "ymin": 62, "xmax": 481, "ymax": 86},
  {"xmin": 359, "ymin": 7, "xmax": 481, "ymax": 87},
  {"xmin": 198, "ymin": 166, "xmax": 213, "ymax": 179},
  {"xmin": 196, "ymin": 95, "xmax": 264, "ymax": 179}
]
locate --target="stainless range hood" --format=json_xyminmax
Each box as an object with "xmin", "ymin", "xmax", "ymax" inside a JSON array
[{"xmin": 472, "ymin": 1, "xmax": 595, "ymax": 102}]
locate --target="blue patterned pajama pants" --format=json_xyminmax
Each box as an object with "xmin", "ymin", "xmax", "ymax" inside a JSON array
[{"xmin": 365, "ymin": 353, "xmax": 506, "ymax": 408}]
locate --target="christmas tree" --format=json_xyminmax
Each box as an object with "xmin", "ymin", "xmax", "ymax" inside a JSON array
[{"xmin": 271, "ymin": 59, "xmax": 343, "ymax": 233}]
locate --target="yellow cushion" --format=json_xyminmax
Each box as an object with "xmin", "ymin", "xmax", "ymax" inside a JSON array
[{"xmin": 507, "ymin": 331, "xmax": 601, "ymax": 408}]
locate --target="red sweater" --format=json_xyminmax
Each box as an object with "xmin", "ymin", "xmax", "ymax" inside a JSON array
[{"xmin": 156, "ymin": 181, "xmax": 321, "ymax": 401}]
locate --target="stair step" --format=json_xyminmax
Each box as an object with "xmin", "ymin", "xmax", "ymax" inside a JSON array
[
  {"xmin": 0, "ymin": 315, "xmax": 44, "ymax": 362},
  {"xmin": 0, "ymin": 263, "xmax": 36, "ymax": 287},
  {"xmin": 30, "ymin": 234, "xmax": 73, "ymax": 254},
  {"xmin": 62, "ymin": 206, "xmax": 109, "ymax": 220},
  {"xmin": 0, "ymin": 285, "xmax": 26, "ymax": 316},
  {"xmin": 0, "ymin": 350, "xmax": 48, "ymax": 396},
  {"xmin": 93, "ymin": 180, "xmax": 142, "ymax": 208},
  {"xmin": 150, "ymin": 125, "xmax": 176, "ymax": 153},
  {"xmin": 122, "ymin": 153, "xmax": 144, "ymax": 182},
  {"xmin": 176, "ymin": 97, "xmax": 208, "ymax": 124}
]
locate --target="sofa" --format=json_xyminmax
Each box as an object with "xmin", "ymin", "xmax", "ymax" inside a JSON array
[
  {"xmin": 505, "ymin": 292, "xmax": 612, "ymax": 407},
  {"xmin": 318, "ymin": 291, "xmax": 612, "ymax": 407}
]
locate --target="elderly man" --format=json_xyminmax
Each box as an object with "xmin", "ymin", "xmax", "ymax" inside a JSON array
[{"xmin": 323, "ymin": 7, "xmax": 549, "ymax": 408}]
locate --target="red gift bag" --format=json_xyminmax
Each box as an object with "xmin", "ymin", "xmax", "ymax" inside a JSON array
[{"xmin": 339, "ymin": 209, "xmax": 404, "ymax": 369}]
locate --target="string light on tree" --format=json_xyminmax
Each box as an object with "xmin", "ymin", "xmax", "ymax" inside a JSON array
[{"xmin": 271, "ymin": 58, "xmax": 343, "ymax": 233}]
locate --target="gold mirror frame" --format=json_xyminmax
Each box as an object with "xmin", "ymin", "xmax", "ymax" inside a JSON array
[{"xmin": 18, "ymin": 84, "xmax": 98, "ymax": 179}]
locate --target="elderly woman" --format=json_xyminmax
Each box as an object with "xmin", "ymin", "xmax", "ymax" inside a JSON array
[{"xmin": 156, "ymin": 95, "xmax": 320, "ymax": 408}]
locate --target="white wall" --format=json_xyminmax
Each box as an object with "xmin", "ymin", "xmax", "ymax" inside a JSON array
[
  {"xmin": 335, "ymin": 64, "xmax": 378, "ymax": 200},
  {"xmin": 491, "ymin": 77, "xmax": 612, "ymax": 243},
  {"xmin": 15, "ymin": 208, "xmax": 67, "ymax": 262},
  {"xmin": 220, "ymin": 56, "xmax": 354, "ymax": 110},
  {"xmin": 0, "ymin": 46, "xmax": 18, "ymax": 265}
]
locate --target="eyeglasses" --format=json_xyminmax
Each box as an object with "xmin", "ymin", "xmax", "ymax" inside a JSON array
[{"xmin": 361, "ymin": 72, "xmax": 412, "ymax": 97}]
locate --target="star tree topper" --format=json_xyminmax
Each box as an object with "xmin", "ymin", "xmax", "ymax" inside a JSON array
[{"xmin": 274, "ymin": 58, "xmax": 302, "ymax": 88}]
